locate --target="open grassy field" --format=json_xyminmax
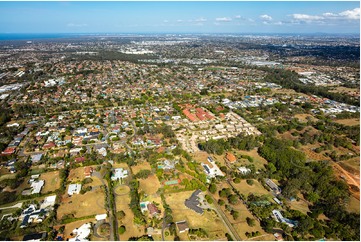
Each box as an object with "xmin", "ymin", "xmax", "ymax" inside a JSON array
[
  {"xmin": 68, "ymin": 166, "xmax": 103, "ymax": 186},
  {"xmin": 294, "ymin": 113, "xmax": 318, "ymax": 123},
  {"xmin": 346, "ymin": 196, "xmax": 360, "ymax": 214},
  {"xmin": 192, "ymin": 151, "xmax": 209, "ymax": 163},
  {"xmin": 231, "ymin": 179, "xmax": 271, "ymax": 198},
  {"xmin": 41, "ymin": 170, "xmax": 61, "ymax": 193},
  {"xmin": 68, "ymin": 167, "xmax": 87, "ymax": 183},
  {"xmin": 339, "ymin": 157, "xmax": 360, "ymax": 175},
  {"xmin": 301, "ymin": 144, "xmax": 330, "ymax": 161},
  {"xmin": 114, "ymin": 187, "xmax": 145, "ymax": 240},
  {"xmin": 132, "ymin": 161, "xmax": 152, "ymax": 175},
  {"xmin": 57, "ymin": 188, "xmax": 106, "ymax": 220},
  {"xmin": 112, "ymin": 162, "xmax": 129, "ymax": 169},
  {"xmin": 286, "ymin": 194, "xmax": 310, "ymax": 215},
  {"xmin": 165, "ymin": 190, "xmax": 228, "ymax": 240},
  {"xmin": 139, "ymin": 174, "xmax": 161, "ymax": 196},
  {"xmin": 334, "ymin": 118, "xmax": 360, "ymax": 126},
  {"xmin": 116, "ymin": 203, "xmax": 144, "ymax": 240},
  {"xmin": 235, "ymin": 149, "xmax": 268, "ymax": 170},
  {"xmin": 223, "ymin": 201, "xmax": 270, "ymax": 241},
  {"xmin": 0, "ymin": 173, "xmax": 16, "ymax": 181}
]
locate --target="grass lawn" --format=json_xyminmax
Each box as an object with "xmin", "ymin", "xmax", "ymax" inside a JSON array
[
  {"xmin": 41, "ymin": 170, "xmax": 61, "ymax": 194},
  {"xmin": 57, "ymin": 188, "xmax": 106, "ymax": 220},
  {"xmin": 165, "ymin": 190, "xmax": 228, "ymax": 240}
]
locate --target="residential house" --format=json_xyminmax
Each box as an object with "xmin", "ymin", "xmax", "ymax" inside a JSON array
[
  {"xmin": 68, "ymin": 184, "xmax": 82, "ymax": 196},
  {"xmin": 84, "ymin": 167, "xmax": 93, "ymax": 178},
  {"xmin": 147, "ymin": 203, "xmax": 160, "ymax": 217},
  {"xmin": 184, "ymin": 190, "xmax": 203, "ymax": 215},
  {"xmin": 176, "ymin": 220, "xmax": 189, "ymax": 233}
]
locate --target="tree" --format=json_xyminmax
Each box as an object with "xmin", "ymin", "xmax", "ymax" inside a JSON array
[
  {"xmin": 246, "ymin": 179, "xmax": 254, "ymax": 186},
  {"xmin": 118, "ymin": 225, "xmax": 126, "ymax": 235},
  {"xmin": 231, "ymin": 210, "xmax": 239, "ymax": 220},
  {"xmin": 246, "ymin": 217, "xmax": 256, "ymax": 227},
  {"xmin": 228, "ymin": 194, "xmax": 239, "ymax": 205},
  {"xmin": 209, "ymin": 183, "xmax": 217, "ymax": 194}
]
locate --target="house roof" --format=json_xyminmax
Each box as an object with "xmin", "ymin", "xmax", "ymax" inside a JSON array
[
  {"xmin": 226, "ymin": 152, "xmax": 237, "ymax": 163},
  {"xmin": 147, "ymin": 203, "xmax": 160, "ymax": 215},
  {"xmin": 176, "ymin": 220, "xmax": 189, "ymax": 232},
  {"xmin": 184, "ymin": 190, "xmax": 203, "ymax": 214}
]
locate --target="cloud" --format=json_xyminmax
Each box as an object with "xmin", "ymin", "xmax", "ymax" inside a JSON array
[
  {"xmin": 291, "ymin": 8, "xmax": 360, "ymax": 23},
  {"xmin": 260, "ymin": 14, "xmax": 272, "ymax": 21},
  {"xmin": 339, "ymin": 8, "xmax": 360, "ymax": 20},
  {"xmin": 176, "ymin": 19, "xmax": 183, "ymax": 23},
  {"xmin": 291, "ymin": 14, "xmax": 324, "ymax": 21},
  {"xmin": 195, "ymin": 17, "xmax": 207, "ymax": 22},
  {"xmin": 215, "ymin": 17, "xmax": 232, "ymax": 22},
  {"xmin": 67, "ymin": 23, "xmax": 88, "ymax": 27},
  {"xmin": 235, "ymin": 15, "xmax": 241, "ymax": 19},
  {"xmin": 163, "ymin": 20, "xmax": 169, "ymax": 23}
]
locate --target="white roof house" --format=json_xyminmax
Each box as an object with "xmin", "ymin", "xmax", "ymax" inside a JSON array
[
  {"xmin": 69, "ymin": 223, "xmax": 91, "ymax": 241},
  {"xmin": 40, "ymin": 195, "xmax": 57, "ymax": 209},
  {"xmin": 68, "ymin": 184, "xmax": 82, "ymax": 196},
  {"xmin": 111, "ymin": 168, "xmax": 128, "ymax": 181},
  {"xmin": 95, "ymin": 214, "xmax": 107, "ymax": 221},
  {"xmin": 31, "ymin": 180, "xmax": 44, "ymax": 194},
  {"xmin": 238, "ymin": 167, "xmax": 251, "ymax": 174}
]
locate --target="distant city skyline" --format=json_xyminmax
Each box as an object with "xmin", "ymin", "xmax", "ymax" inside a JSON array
[{"xmin": 0, "ymin": 1, "xmax": 359, "ymax": 34}]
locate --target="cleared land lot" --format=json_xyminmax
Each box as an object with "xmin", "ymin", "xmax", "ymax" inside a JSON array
[
  {"xmin": 41, "ymin": 170, "xmax": 61, "ymax": 193},
  {"xmin": 165, "ymin": 190, "xmax": 228, "ymax": 241},
  {"xmin": 57, "ymin": 188, "xmax": 106, "ymax": 220}
]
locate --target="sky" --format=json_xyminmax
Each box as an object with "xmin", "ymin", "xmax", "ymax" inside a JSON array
[{"xmin": 0, "ymin": 1, "xmax": 359, "ymax": 34}]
